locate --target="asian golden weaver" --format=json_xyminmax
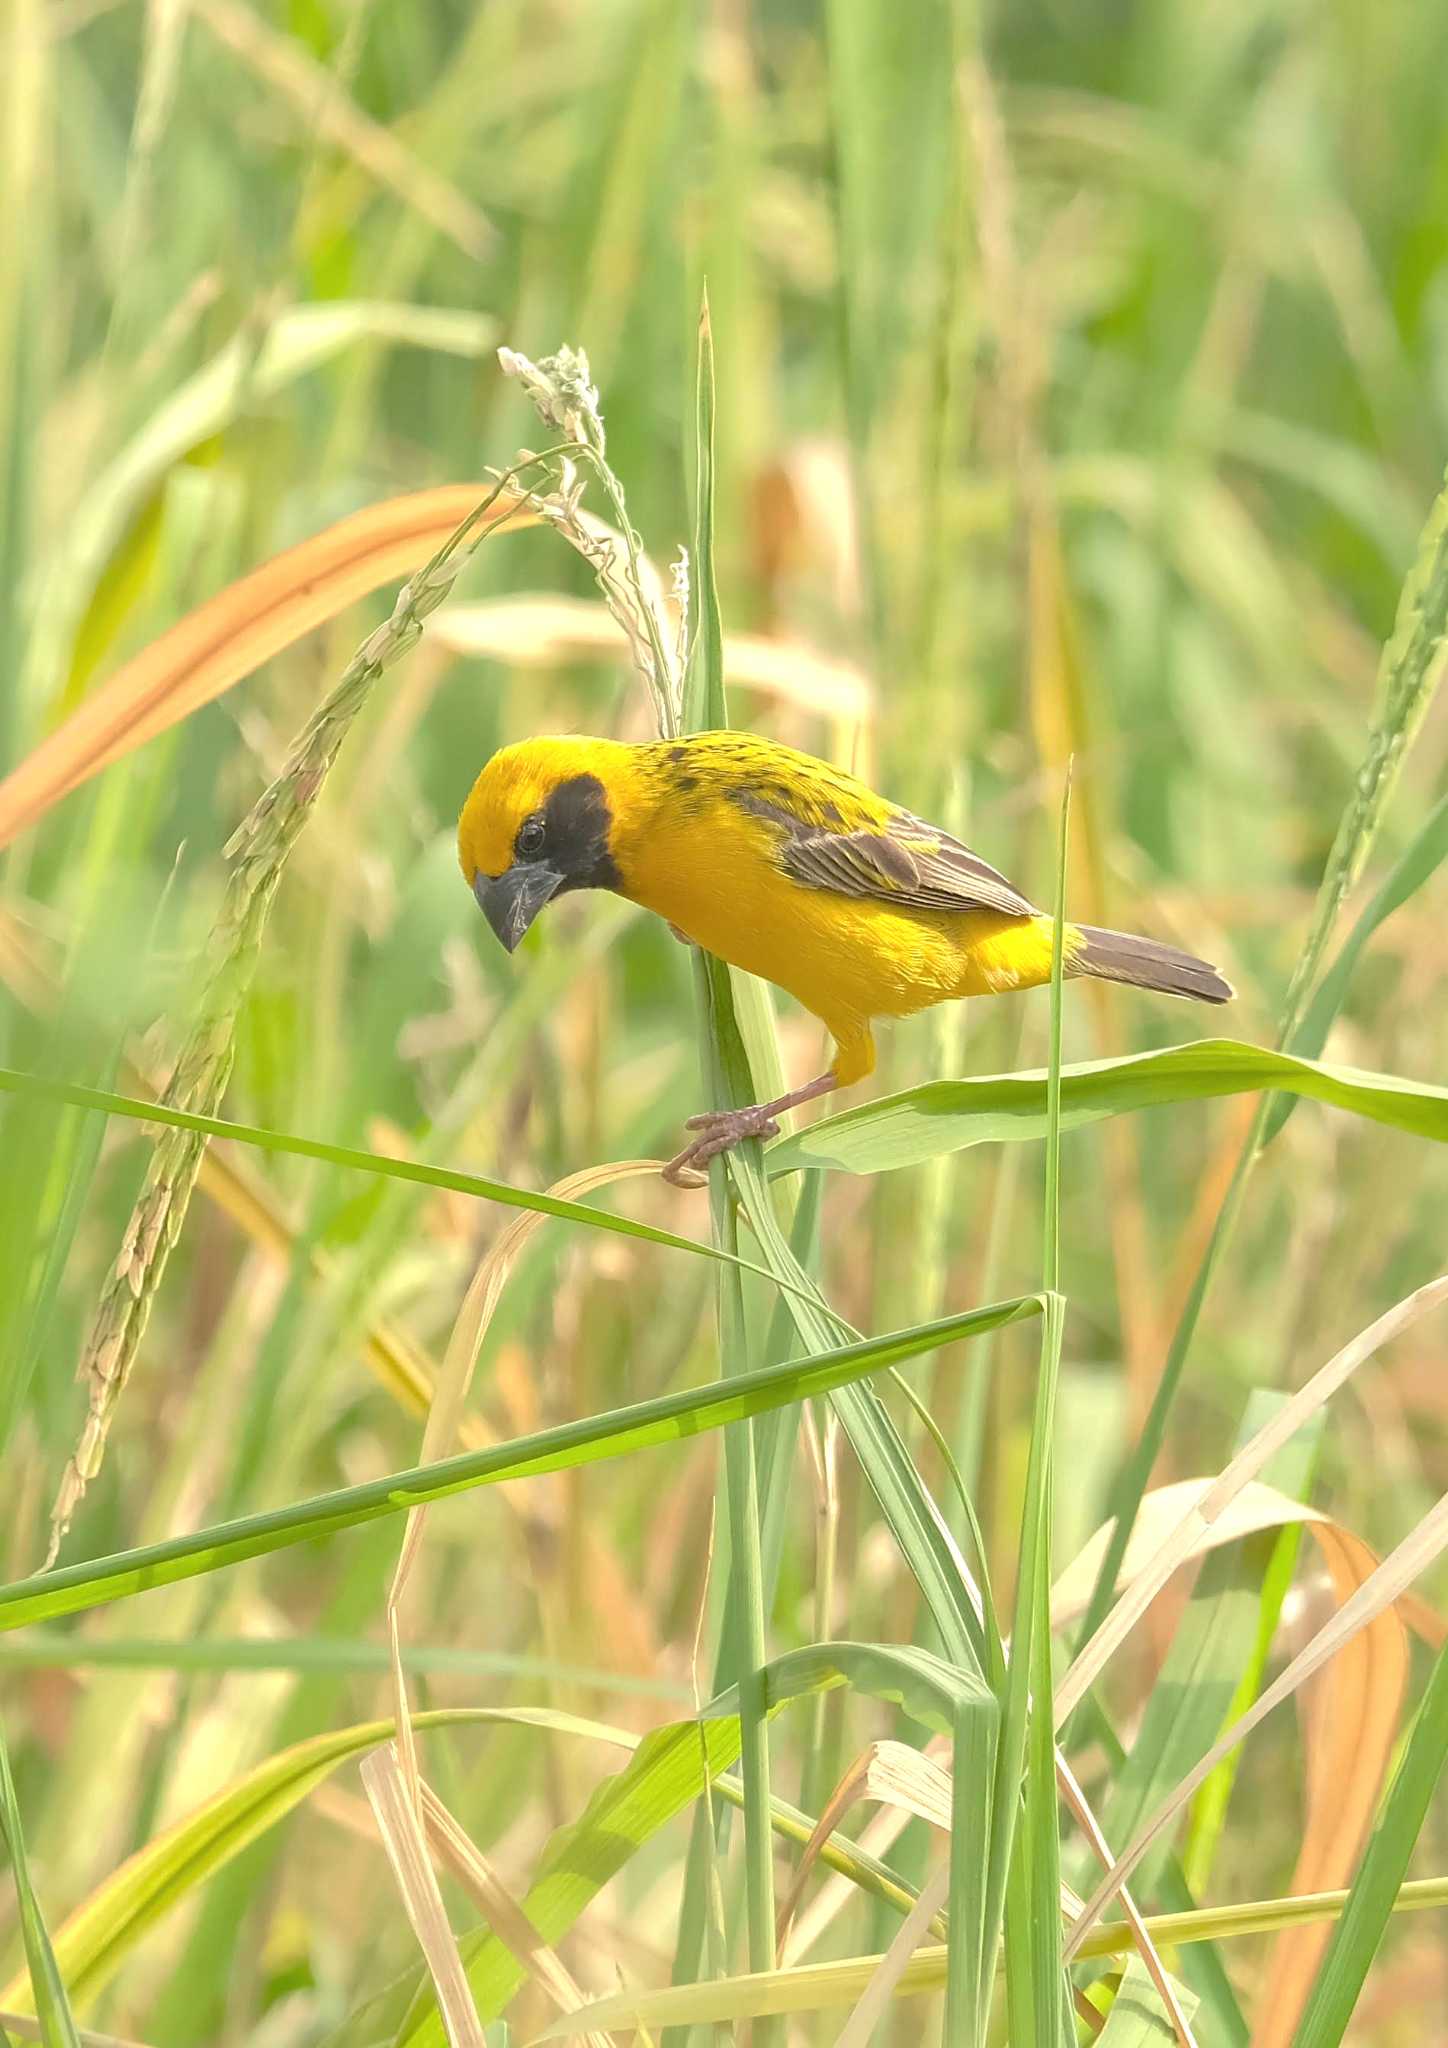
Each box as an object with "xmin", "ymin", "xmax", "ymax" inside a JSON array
[{"xmin": 458, "ymin": 732, "xmax": 1231, "ymax": 1183}]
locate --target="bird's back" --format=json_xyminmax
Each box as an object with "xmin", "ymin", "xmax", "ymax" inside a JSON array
[
  {"xmin": 609, "ymin": 733, "xmax": 1038, "ymax": 1077},
  {"xmin": 635, "ymin": 730, "xmax": 893, "ymax": 832}
]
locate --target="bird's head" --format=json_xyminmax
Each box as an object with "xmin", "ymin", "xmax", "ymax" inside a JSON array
[{"xmin": 458, "ymin": 736, "xmax": 628, "ymax": 953}]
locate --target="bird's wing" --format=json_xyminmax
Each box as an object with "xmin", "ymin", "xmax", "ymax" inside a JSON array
[{"xmin": 778, "ymin": 807, "xmax": 1038, "ymax": 919}]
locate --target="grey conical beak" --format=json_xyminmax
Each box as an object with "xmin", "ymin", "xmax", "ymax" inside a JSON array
[{"xmin": 473, "ymin": 863, "xmax": 565, "ymax": 953}]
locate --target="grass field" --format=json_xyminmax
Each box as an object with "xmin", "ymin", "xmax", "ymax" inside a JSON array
[{"xmin": 1, "ymin": 3, "xmax": 1446, "ymax": 2043}]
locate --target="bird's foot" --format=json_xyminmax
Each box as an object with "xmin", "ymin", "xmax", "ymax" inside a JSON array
[{"xmin": 662, "ymin": 1103, "xmax": 782, "ymax": 1187}]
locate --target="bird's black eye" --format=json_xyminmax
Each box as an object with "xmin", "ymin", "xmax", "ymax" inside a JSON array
[{"xmin": 515, "ymin": 813, "xmax": 546, "ymax": 859}]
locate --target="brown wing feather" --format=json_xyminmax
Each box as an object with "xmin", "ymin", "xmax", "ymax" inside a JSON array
[{"xmin": 778, "ymin": 807, "xmax": 1037, "ymax": 919}]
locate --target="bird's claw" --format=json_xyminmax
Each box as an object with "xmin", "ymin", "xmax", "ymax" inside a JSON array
[{"xmin": 662, "ymin": 1105, "xmax": 781, "ymax": 1188}]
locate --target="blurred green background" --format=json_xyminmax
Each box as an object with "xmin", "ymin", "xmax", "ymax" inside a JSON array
[{"xmin": 0, "ymin": 1, "xmax": 1445, "ymax": 2041}]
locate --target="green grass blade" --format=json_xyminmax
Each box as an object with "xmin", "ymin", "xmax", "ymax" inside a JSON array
[
  {"xmin": 1097, "ymin": 1955, "xmax": 1202, "ymax": 2044},
  {"xmin": 987, "ymin": 1292, "xmax": 1066, "ymax": 2038},
  {"xmin": 683, "ymin": 289, "xmax": 726, "ymax": 734},
  {"xmin": 0, "ymin": 1296, "xmax": 1038, "ymax": 1631},
  {"xmin": 1005, "ymin": 774, "xmax": 1073, "ymax": 2044},
  {"xmin": 712, "ymin": 1638, "xmax": 993, "ymax": 1733},
  {"xmin": 766, "ymin": 1039, "xmax": 1448, "ymax": 1177},
  {"xmin": 0, "ymin": 1632, "xmax": 693, "ymax": 1698},
  {"xmin": 1264, "ymin": 788, "xmax": 1448, "ymax": 1144},
  {"xmin": 1005, "ymin": 1292, "xmax": 1071, "ymax": 2047},
  {"xmin": 1291, "ymin": 1635, "xmax": 1448, "ymax": 2047},
  {"xmin": 0, "ymin": 1718, "xmax": 81, "ymax": 2046},
  {"xmin": 0, "ymin": 1063, "xmax": 813, "ymax": 1291},
  {"xmin": 713, "ymin": 1196, "xmax": 777, "ymax": 2007},
  {"xmin": 0, "ymin": 1709, "xmax": 583, "ymax": 2016},
  {"xmin": 678, "ymin": 289, "xmax": 778, "ymax": 2042},
  {"xmin": 724, "ymin": 1151, "xmax": 990, "ymax": 1677},
  {"xmin": 1026, "ymin": 778, "xmax": 1071, "ymax": 2040}
]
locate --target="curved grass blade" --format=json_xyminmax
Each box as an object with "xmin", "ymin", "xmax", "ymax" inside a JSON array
[
  {"xmin": 0, "ymin": 1296, "xmax": 1039, "ymax": 1633},
  {"xmin": 1263, "ymin": 789, "xmax": 1448, "ymax": 1144},
  {"xmin": 766, "ymin": 1038, "xmax": 1448, "ymax": 1178},
  {"xmin": 0, "ymin": 1709, "xmax": 603, "ymax": 2018},
  {"xmin": 0, "ymin": 1064, "xmax": 814, "ymax": 1295}
]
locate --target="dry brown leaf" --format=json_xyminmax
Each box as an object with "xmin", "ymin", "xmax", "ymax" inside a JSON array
[
  {"xmin": 1252, "ymin": 1522, "xmax": 1409, "ymax": 2047},
  {"xmin": 1051, "ymin": 1451, "xmax": 1434, "ymax": 2041},
  {"xmin": 777, "ymin": 1738, "xmax": 1196, "ymax": 2043},
  {"xmin": 422, "ymin": 1783, "xmax": 617, "ymax": 2048},
  {"xmin": 1054, "ymin": 1278, "xmax": 1448, "ymax": 1728},
  {"xmin": 774, "ymin": 1740, "xmax": 953, "ymax": 1960},
  {"xmin": 1065, "ymin": 1488, "xmax": 1448, "ymax": 1958},
  {"xmin": 360, "ymin": 1744, "xmax": 485, "ymax": 2048},
  {"xmin": 0, "ymin": 484, "xmax": 533, "ymax": 853},
  {"xmin": 1050, "ymin": 1478, "xmax": 1329, "ymax": 1634}
]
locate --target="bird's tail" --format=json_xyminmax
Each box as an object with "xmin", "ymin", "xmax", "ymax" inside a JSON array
[{"xmin": 1070, "ymin": 925, "xmax": 1232, "ymax": 1005}]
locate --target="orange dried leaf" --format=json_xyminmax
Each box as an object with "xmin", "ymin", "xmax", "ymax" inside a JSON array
[
  {"xmin": 0, "ymin": 485, "xmax": 536, "ymax": 852},
  {"xmin": 1252, "ymin": 1523, "xmax": 1410, "ymax": 2047}
]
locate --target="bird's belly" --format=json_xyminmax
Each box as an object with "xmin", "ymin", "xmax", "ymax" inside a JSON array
[{"xmin": 622, "ymin": 847, "xmax": 1042, "ymax": 1031}]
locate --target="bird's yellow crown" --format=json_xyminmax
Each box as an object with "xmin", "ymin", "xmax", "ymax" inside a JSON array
[{"xmin": 458, "ymin": 734, "xmax": 633, "ymax": 881}]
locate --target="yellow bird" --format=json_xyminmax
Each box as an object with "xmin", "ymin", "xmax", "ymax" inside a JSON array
[{"xmin": 458, "ymin": 732, "xmax": 1231, "ymax": 1182}]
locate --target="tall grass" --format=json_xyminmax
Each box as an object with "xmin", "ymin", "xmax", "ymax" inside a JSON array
[{"xmin": 2, "ymin": 5, "xmax": 1447, "ymax": 2045}]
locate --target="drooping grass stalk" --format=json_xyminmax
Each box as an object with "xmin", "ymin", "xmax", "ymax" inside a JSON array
[
  {"xmin": 45, "ymin": 460, "xmax": 562, "ymax": 1566},
  {"xmin": 498, "ymin": 344, "xmax": 682, "ymax": 737},
  {"xmin": 1076, "ymin": 466, "xmax": 1448, "ymax": 1654}
]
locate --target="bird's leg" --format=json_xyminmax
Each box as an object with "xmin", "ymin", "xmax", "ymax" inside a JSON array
[{"xmin": 662, "ymin": 1071, "xmax": 839, "ymax": 1188}]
